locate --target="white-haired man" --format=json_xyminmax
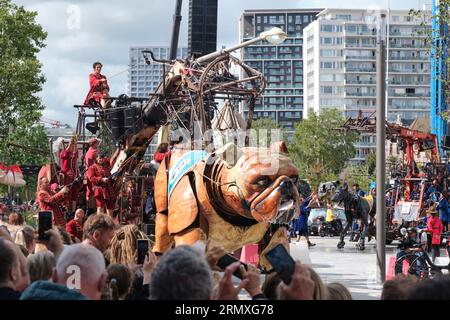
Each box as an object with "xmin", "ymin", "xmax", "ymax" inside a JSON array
[{"xmin": 20, "ymin": 244, "xmax": 107, "ymax": 300}]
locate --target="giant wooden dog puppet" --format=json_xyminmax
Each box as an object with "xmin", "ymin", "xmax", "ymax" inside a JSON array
[{"xmin": 153, "ymin": 141, "xmax": 300, "ymax": 271}]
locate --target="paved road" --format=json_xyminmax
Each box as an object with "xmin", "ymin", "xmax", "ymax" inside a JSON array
[{"xmin": 290, "ymin": 236, "xmax": 399, "ymax": 300}]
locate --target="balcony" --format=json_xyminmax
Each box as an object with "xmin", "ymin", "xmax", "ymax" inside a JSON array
[
  {"xmin": 389, "ymin": 56, "xmax": 429, "ymax": 61},
  {"xmin": 345, "ymin": 80, "xmax": 376, "ymax": 85},
  {"xmin": 390, "ymin": 81, "xmax": 430, "ymax": 86},
  {"xmin": 389, "ymin": 92, "xmax": 430, "ymax": 98},
  {"xmin": 346, "ymin": 68, "xmax": 376, "ymax": 72},
  {"xmin": 345, "ymin": 43, "xmax": 375, "ymax": 48},
  {"xmin": 344, "ymin": 31, "xmax": 376, "ymax": 36},
  {"xmin": 389, "ymin": 31, "xmax": 428, "ymax": 37},
  {"xmin": 345, "ymin": 92, "xmax": 376, "ymax": 97},
  {"xmin": 390, "ymin": 105, "xmax": 429, "ymax": 110},
  {"xmin": 345, "ymin": 55, "xmax": 375, "ymax": 60},
  {"xmin": 389, "ymin": 43, "xmax": 427, "ymax": 49},
  {"xmin": 390, "ymin": 69, "xmax": 430, "ymax": 74}
]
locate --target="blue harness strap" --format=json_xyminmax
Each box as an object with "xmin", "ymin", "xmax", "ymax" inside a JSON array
[{"xmin": 167, "ymin": 150, "xmax": 207, "ymax": 199}]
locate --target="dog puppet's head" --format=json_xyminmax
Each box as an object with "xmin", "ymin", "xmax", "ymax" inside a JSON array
[{"xmin": 214, "ymin": 141, "xmax": 300, "ymax": 224}]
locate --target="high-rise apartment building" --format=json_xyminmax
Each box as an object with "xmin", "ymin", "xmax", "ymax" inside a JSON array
[
  {"xmin": 128, "ymin": 46, "xmax": 188, "ymax": 98},
  {"xmin": 240, "ymin": 9, "xmax": 323, "ymax": 139},
  {"xmin": 188, "ymin": 0, "xmax": 218, "ymax": 56},
  {"xmin": 128, "ymin": 46, "xmax": 188, "ymax": 157},
  {"xmin": 303, "ymin": 9, "xmax": 431, "ymax": 162}
]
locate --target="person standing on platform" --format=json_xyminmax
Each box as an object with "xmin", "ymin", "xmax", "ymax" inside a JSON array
[
  {"xmin": 60, "ymin": 136, "xmax": 80, "ymax": 213},
  {"xmin": 87, "ymin": 154, "xmax": 115, "ymax": 218},
  {"xmin": 84, "ymin": 138, "xmax": 100, "ymax": 216}
]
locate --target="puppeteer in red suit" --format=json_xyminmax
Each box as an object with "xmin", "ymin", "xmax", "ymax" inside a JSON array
[
  {"xmin": 84, "ymin": 61, "xmax": 110, "ymax": 109},
  {"xmin": 83, "ymin": 138, "xmax": 100, "ymax": 212},
  {"xmin": 36, "ymin": 177, "xmax": 69, "ymax": 227},
  {"xmin": 86, "ymin": 153, "xmax": 115, "ymax": 218},
  {"xmin": 59, "ymin": 136, "xmax": 81, "ymax": 212}
]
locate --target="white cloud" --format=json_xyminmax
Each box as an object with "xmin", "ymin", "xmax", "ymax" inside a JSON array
[{"xmin": 13, "ymin": 0, "xmax": 427, "ymax": 126}]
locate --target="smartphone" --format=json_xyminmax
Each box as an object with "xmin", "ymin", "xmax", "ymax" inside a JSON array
[
  {"xmin": 265, "ymin": 244, "xmax": 295, "ymax": 285},
  {"xmin": 38, "ymin": 211, "xmax": 53, "ymax": 241},
  {"xmin": 216, "ymin": 254, "xmax": 248, "ymax": 279},
  {"xmin": 137, "ymin": 239, "xmax": 149, "ymax": 264}
]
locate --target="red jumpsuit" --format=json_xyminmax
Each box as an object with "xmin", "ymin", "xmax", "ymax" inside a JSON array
[
  {"xmin": 87, "ymin": 159, "xmax": 115, "ymax": 210},
  {"xmin": 84, "ymin": 146, "xmax": 98, "ymax": 168},
  {"xmin": 37, "ymin": 189, "xmax": 66, "ymax": 227},
  {"xmin": 60, "ymin": 149, "xmax": 81, "ymax": 203},
  {"xmin": 84, "ymin": 73, "xmax": 109, "ymax": 105},
  {"xmin": 84, "ymin": 146, "xmax": 98, "ymax": 199}
]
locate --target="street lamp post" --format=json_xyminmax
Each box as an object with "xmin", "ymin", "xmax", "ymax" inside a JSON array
[
  {"xmin": 196, "ymin": 27, "xmax": 287, "ymax": 64},
  {"xmin": 376, "ymin": 13, "xmax": 387, "ymax": 283}
]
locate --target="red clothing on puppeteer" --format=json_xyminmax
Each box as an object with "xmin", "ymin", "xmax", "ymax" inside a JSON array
[
  {"xmin": 84, "ymin": 73, "xmax": 109, "ymax": 105},
  {"xmin": 60, "ymin": 150, "xmax": 81, "ymax": 203},
  {"xmin": 154, "ymin": 151, "xmax": 171, "ymax": 163},
  {"xmin": 84, "ymin": 146, "xmax": 98, "ymax": 168},
  {"xmin": 86, "ymin": 161, "xmax": 115, "ymax": 210},
  {"xmin": 66, "ymin": 219, "xmax": 83, "ymax": 243},
  {"xmin": 37, "ymin": 189, "xmax": 66, "ymax": 227},
  {"xmin": 60, "ymin": 150, "xmax": 78, "ymax": 184},
  {"xmin": 427, "ymin": 216, "xmax": 443, "ymax": 245}
]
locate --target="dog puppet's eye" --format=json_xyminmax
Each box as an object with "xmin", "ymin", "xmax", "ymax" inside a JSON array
[{"xmin": 253, "ymin": 176, "xmax": 270, "ymax": 187}]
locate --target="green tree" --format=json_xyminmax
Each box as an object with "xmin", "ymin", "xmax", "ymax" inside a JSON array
[
  {"xmin": 0, "ymin": 0, "xmax": 48, "ymax": 199},
  {"xmin": 341, "ymin": 152, "xmax": 376, "ymax": 193},
  {"xmin": 250, "ymin": 118, "xmax": 285, "ymax": 146},
  {"xmin": 0, "ymin": 0, "xmax": 47, "ymax": 135},
  {"xmin": 289, "ymin": 109, "xmax": 358, "ymax": 190}
]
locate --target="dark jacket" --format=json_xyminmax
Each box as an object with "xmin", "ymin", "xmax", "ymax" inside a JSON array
[
  {"xmin": 0, "ymin": 287, "xmax": 21, "ymax": 300},
  {"xmin": 20, "ymin": 280, "xmax": 88, "ymax": 300}
]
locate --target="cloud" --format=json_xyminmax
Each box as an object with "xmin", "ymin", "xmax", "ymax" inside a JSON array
[{"xmin": 14, "ymin": 0, "xmax": 426, "ymax": 126}]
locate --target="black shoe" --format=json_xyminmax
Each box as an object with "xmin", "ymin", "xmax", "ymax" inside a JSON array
[{"xmin": 308, "ymin": 242, "xmax": 316, "ymax": 248}]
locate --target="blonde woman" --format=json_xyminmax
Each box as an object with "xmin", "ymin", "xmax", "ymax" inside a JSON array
[
  {"xmin": 326, "ymin": 282, "xmax": 352, "ymax": 300},
  {"xmin": 15, "ymin": 225, "xmax": 36, "ymax": 256}
]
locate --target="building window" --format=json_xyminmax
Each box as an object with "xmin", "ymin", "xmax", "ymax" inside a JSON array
[{"xmin": 336, "ymin": 14, "xmax": 351, "ymax": 21}]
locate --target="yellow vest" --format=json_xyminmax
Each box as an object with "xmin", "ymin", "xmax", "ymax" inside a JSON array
[{"xmin": 326, "ymin": 209, "xmax": 335, "ymax": 222}]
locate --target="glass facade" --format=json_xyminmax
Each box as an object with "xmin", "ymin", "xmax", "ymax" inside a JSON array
[
  {"xmin": 188, "ymin": 0, "xmax": 218, "ymax": 56},
  {"xmin": 240, "ymin": 10, "xmax": 321, "ymax": 138},
  {"xmin": 128, "ymin": 46, "xmax": 188, "ymax": 98}
]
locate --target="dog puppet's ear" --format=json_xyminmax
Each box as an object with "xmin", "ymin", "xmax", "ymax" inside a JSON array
[{"xmin": 270, "ymin": 141, "xmax": 288, "ymax": 154}]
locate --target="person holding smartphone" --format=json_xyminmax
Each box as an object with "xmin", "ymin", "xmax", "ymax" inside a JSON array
[{"xmin": 36, "ymin": 177, "xmax": 69, "ymax": 227}]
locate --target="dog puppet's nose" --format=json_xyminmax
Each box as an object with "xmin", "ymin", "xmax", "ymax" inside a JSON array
[{"xmin": 279, "ymin": 179, "xmax": 293, "ymax": 195}]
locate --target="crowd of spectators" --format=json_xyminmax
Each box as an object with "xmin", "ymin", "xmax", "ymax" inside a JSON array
[{"xmin": 1, "ymin": 208, "xmax": 450, "ymax": 301}]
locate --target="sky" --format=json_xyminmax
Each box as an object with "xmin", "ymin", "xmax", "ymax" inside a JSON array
[{"xmin": 13, "ymin": 0, "xmax": 429, "ymax": 126}]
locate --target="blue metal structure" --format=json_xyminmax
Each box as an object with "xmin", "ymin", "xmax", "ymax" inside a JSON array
[{"xmin": 430, "ymin": 0, "xmax": 449, "ymax": 156}]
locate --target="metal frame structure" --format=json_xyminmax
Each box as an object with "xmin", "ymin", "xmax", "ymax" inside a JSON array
[{"xmin": 430, "ymin": 0, "xmax": 449, "ymax": 155}]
